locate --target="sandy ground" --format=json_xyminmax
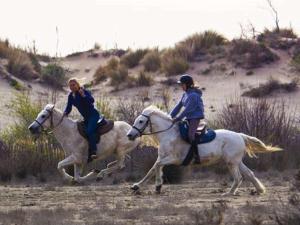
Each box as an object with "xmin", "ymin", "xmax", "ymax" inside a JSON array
[{"xmin": 0, "ymin": 171, "xmax": 297, "ymax": 225}]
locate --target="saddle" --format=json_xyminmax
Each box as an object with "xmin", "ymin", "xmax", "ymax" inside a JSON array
[
  {"xmin": 77, "ymin": 118, "xmax": 114, "ymax": 143},
  {"xmin": 179, "ymin": 120, "xmax": 216, "ymax": 166},
  {"xmin": 179, "ymin": 120, "xmax": 216, "ymax": 144}
]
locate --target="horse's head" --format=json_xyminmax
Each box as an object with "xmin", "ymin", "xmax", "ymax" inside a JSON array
[
  {"xmin": 127, "ymin": 105, "xmax": 171, "ymax": 141},
  {"xmin": 28, "ymin": 104, "xmax": 55, "ymax": 135}
]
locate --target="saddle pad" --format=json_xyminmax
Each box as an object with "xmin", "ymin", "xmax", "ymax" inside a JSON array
[
  {"xmin": 179, "ymin": 121, "xmax": 216, "ymax": 144},
  {"xmin": 77, "ymin": 119, "xmax": 114, "ymax": 143}
]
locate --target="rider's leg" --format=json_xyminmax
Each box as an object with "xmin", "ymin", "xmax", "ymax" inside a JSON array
[
  {"xmin": 188, "ymin": 119, "xmax": 200, "ymax": 164},
  {"xmin": 86, "ymin": 113, "xmax": 100, "ymax": 159}
]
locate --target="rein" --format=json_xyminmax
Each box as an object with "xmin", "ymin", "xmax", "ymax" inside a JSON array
[{"xmin": 132, "ymin": 114, "xmax": 174, "ymax": 136}]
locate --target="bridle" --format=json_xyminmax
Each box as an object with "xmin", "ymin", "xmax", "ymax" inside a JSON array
[
  {"xmin": 34, "ymin": 107, "xmax": 64, "ymax": 134},
  {"xmin": 132, "ymin": 114, "xmax": 174, "ymax": 136}
]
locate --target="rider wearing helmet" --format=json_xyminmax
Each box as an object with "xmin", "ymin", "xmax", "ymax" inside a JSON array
[
  {"xmin": 64, "ymin": 77, "xmax": 102, "ymax": 162},
  {"xmin": 170, "ymin": 74, "xmax": 204, "ymax": 164}
]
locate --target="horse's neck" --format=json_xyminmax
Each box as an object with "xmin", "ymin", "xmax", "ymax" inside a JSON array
[
  {"xmin": 51, "ymin": 110, "xmax": 77, "ymax": 152},
  {"xmin": 151, "ymin": 113, "xmax": 177, "ymax": 142}
]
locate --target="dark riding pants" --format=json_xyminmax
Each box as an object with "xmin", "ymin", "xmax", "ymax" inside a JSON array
[
  {"xmin": 85, "ymin": 112, "xmax": 100, "ymax": 153},
  {"xmin": 187, "ymin": 118, "xmax": 201, "ymax": 143}
]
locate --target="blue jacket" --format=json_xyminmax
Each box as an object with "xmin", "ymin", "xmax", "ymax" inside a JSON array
[
  {"xmin": 64, "ymin": 89, "xmax": 100, "ymax": 120},
  {"xmin": 170, "ymin": 88, "xmax": 204, "ymax": 120}
]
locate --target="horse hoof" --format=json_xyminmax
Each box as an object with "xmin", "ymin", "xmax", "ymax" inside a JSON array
[
  {"xmin": 130, "ymin": 184, "xmax": 139, "ymax": 191},
  {"xmin": 155, "ymin": 185, "xmax": 162, "ymax": 194},
  {"xmin": 96, "ymin": 176, "xmax": 103, "ymax": 182},
  {"xmin": 221, "ymin": 192, "xmax": 232, "ymax": 197},
  {"xmin": 71, "ymin": 179, "xmax": 80, "ymax": 185}
]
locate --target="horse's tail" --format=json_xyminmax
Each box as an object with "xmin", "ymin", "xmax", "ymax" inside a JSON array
[{"xmin": 240, "ymin": 133, "xmax": 283, "ymax": 158}]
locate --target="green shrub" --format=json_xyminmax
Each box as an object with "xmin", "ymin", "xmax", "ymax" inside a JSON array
[
  {"xmin": 9, "ymin": 78, "xmax": 24, "ymax": 91},
  {"xmin": 0, "ymin": 93, "xmax": 62, "ymax": 181},
  {"xmin": 96, "ymin": 97, "xmax": 116, "ymax": 120},
  {"xmin": 120, "ymin": 49, "xmax": 148, "ymax": 68},
  {"xmin": 141, "ymin": 49, "xmax": 161, "ymax": 72},
  {"xmin": 28, "ymin": 52, "xmax": 42, "ymax": 74},
  {"xmin": 291, "ymin": 54, "xmax": 300, "ymax": 72},
  {"xmin": 41, "ymin": 63, "xmax": 66, "ymax": 88}
]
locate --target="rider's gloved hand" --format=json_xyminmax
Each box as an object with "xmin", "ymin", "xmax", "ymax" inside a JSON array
[{"xmin": 172, "ymin": 117, "xmax": 181, "ymax": 124}]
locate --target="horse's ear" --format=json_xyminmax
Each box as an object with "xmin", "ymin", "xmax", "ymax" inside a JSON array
[{"xmin": 45, "ymin": 104, "xmax": 55, "ymax": 111}]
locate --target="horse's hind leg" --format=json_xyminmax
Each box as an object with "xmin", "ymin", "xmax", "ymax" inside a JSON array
[
  {"xmin": 223, "ymin": 164, "xmax": 242, "ymax": 196},
  {"xmin": 96, "ymin": 156, "xmax": 126, "ymax": 180},
  {"xmin": 57, "ymin": 155, "xmax": 76, "ymax": 182},
  {"xmin": 239, "ymin": 162, "xmax": 266, "ymax": 194}
]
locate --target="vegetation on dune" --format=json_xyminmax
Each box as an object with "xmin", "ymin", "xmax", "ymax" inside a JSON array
[
  {"xmin": 229, "ymin": 39, "xmax": 279, "ymax": 69},
  {"xmin": 242, "ymin": 77, "xmax": 298, "ymax": 98},
  {"xmin": 176, "ymin": 30, "xmax": 227, "ymax": 61},
  {"xmin": 141, "ymin": 49, "xmax": 161, "ymax": 72},
  {"xmin": 41, "ymin": 63, "xmax": 66, "ymax": 88},
  {"xmin": 213, "ymin": 97, "xmax": 300, "ymax": 170},
  {"xmin": 257, "ymin": 28, "xmax": 298, "ymax": 50},
  {"xmin": 120, "ymin": 48, "xmax": 149, "ymax": 68},
  {"xmin": 0, "ymin": 93, "xmax": 62, "ymax": 182},
  {"xmin": 161, "ymin": 49, "xmax": 189, "ymax": 76}
]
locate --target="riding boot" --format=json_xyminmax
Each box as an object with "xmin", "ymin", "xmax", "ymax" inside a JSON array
[{"xmin": 191, "ymin": 140, "xmax": 200, "ymax": 164}]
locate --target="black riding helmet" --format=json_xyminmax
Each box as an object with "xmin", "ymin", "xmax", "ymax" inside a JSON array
[{"xmin": 177, "ymin": 74, "xmax": 194, "ymax": 87}]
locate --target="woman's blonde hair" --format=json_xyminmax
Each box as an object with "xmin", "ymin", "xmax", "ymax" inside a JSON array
[{"xmin": 68, "ymin": 77, "xmax": 86, "ymax": 87}]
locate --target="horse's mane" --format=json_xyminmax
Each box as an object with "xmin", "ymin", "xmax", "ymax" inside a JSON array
[{"xmin": 143, "ymin": 105, "xmax": 172, "ymax": 121}]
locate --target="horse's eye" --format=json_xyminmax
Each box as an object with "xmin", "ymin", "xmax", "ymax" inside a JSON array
[
  {"xmin": 41, "ymin": 115, "xmax": 46, "ymax": 119},
  {"xmin": 139, "ymin": 120, "xmax": 143, "ymax": 124}
]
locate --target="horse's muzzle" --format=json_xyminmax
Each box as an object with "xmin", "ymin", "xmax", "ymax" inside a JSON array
[
  {"xmin": 28, "ymin": 123, "xmax": 40, "ymax": 134},
  {"xmin": 127, "ymin": 131, "xmax": 138, "ymax": 141}
]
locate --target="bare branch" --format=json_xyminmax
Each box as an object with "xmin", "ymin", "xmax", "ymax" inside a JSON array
[{"xmin": 266, "ymin": 0, "xmax": 280, "ymax": 32}]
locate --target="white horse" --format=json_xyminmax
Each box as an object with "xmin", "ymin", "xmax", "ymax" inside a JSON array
[
  {"xmin": 28, "ymin": 104, "xmax": 140, "ymax": 183},
  {"xmin": 126, "ymin": 105, "xmax": 282, "ymax": 195}
]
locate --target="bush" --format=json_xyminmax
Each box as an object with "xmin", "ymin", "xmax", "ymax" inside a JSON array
[
  {"xmin": 0, "ymin": 39, "xmax": 10, "ymax": 58},
  {"xmin": 213, "ymin": 98, "xmax": 300, "ymax": 170},
  {"xmin": 41, "ymin": 63, "xmax": 66, "ymax": 88},
  {"xmin": 94, "ymin": 57, "xmax": 121, "ymax": 83},
  {"xmin": 141, "ymin": 49, "xmax": 161, "ymax": 72},
  {"xmin": 120, "ymin": 49, "xmax": 149, "ymax": 68},
  {"xmin": 7, "ymin": 50, "xmax": 37, "ymax": 80},
  {"xmin": 257, "ymin": 28, "xmax": 298, "ymax": 49},
  {"xmin": 242, "ymin": 78, "xmax": 298, "ymax": 98},
  {"xmin": 291, "ymin": 54, "xmax": 300, "ymax": 72},
  {"xmin": 177, "ymin": 31, "xmax": 226, "ymax": 61},
  {"xmin": 0, "ymin": 93, "xmax": 62, "ymax": 181},
  {"xmin": 96, "ymin": 96, "xmax": 116, "ymax": 120},
  {"xmin": 229, "ymin": 39, "xmax": 279, "ymax": 69},
  {"xmin": 134, "ymin": 71, "xmax": 153, "ymax": 87},
  {"xmin": 109, "ymin": 65, "xmax": 128, "ymax": 88},
  {"xmin": 161, "ymin": 49, "xmax": 189, "ymax": 76}
]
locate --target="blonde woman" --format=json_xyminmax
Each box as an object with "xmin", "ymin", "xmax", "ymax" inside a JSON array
[{"xmin": 64, "ymin": 78, "xmax": 101, "ymax": 162}]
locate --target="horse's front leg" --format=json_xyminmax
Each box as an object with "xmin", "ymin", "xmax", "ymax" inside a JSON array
[
  {"xmin": 57, "ymin": 155, "xmax": 76, "ymax": 182},
  {"xmin": 131, "ymin": 161, "xmax": 159, "ymax": 192}
]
